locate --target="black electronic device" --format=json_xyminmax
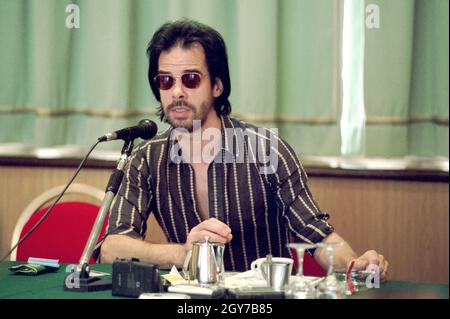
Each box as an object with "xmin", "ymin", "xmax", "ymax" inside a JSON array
[{"xmin": 112, "ymin": 258, "xmax": 161, "ymax": 298}]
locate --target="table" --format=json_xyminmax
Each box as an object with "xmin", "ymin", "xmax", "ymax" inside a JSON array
[{"xmin": 0, "ymin": 262, "xmax": 448, "ymax": 299}]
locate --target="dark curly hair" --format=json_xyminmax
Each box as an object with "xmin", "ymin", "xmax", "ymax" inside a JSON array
[{"xmin": 146, "ymin": 19, "xmax": 232, "ymax": 121}]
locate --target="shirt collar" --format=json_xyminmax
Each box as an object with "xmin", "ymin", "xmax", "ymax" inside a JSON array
[{"xmin": 219, "ymin": 114, "xmax": 235, "ymax": 158}]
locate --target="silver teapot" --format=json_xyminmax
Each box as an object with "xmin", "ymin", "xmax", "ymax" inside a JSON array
[{"xmin": 182, "ymin": 236, "xmax": 225, "ymax": 285}]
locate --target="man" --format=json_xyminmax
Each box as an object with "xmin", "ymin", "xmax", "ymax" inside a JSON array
[{"xmin": 99, "ymin": 19, "xmax": 388, "ymax": 279}]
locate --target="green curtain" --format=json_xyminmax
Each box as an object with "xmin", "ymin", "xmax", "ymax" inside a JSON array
[
  {"xmin": 364, "ymin": 0, "xmax": 448, "ymax": 157},
  {"xmin": 0, "ymin": 0, "xmax": 448, "ymax": 158}
]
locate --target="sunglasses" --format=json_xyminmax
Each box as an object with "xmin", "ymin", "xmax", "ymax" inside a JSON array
[{"xmin": 153, "ymin": 72, "xmax": 208, "ymax": 90}]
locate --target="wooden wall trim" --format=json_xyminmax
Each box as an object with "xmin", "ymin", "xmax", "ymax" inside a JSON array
[
  {"xmin": 0, "ymin": 156, "xmax": 448, "ymax": 182},
  {"xmin": 305, "ymin": 166, "xmax": 449, "ymax": 183}
]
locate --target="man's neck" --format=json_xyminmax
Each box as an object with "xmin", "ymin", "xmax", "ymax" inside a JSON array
[{"xmin": 178, "ymin": 112, "xmax": 222, "ymax": 165}]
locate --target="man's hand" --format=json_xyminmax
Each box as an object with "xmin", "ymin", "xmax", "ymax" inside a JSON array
[
  {"xmin": 184, "ymin": 218, "xmax": 232, "ymax": 251},
  {"xmin": 350, "ymin": 250, "xmax": 389, "ymax": 281}
]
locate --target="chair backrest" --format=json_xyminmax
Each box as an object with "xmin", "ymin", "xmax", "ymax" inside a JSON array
[{"xmin": 11, "ymin": 183, "xmax": 108, "ymax": 264}]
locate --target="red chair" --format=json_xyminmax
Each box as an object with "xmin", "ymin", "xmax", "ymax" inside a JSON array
[{"xmin": 11, "ymin": 183, "xmax": 108, "ymax": 264}]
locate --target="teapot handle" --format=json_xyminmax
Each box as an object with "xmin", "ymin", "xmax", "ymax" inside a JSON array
[
  {"xmin": 182, "ymin": 249, "xmax": 192, "ymax": 280},
  {"xmin": 213, "ymin": 247, "xmax": 225, "ymax": 282}
]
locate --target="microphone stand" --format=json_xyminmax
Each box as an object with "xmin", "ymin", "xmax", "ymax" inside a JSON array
[{"xmin": 64, "ymin": 139, "xmax": 134, "ymax": 292}]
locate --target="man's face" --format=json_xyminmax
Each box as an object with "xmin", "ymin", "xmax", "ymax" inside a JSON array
[{"xmin": 157, "ymin": 44, "xmax": 221, "ymax": 132}]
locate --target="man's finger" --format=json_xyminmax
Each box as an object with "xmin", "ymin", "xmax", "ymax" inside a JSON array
[
  {"xmin": 358, "ymin": 250, "xmax": 380, "ymax": 268},
  {"xmin": 380, "ymin": 260, "xmax": 389, "ymax": 281},
  {"xmin": 352, "ymin": 258, "xmax": 369, "ymax": 270},
  {"xmin": 194, "ymin": 230, "xmax": 230, "ymax": 244},
  {"xmin": 377, "ymin": 254, "xmax": 385, "ymax": 271},
  {"xmin": 197, "ymin": 218, "xmax": 232, "ymax": 238},
  {"xmin": 352, "ymin": 250, "xmax": 380, "ymax": 270}
]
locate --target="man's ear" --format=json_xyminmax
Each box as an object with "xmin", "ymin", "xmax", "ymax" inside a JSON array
[{"xmin": 212, "ymin": 77, "xmax": 224, "ymax": 98}]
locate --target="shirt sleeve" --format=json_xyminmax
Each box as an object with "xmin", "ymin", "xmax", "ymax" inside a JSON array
[
  {"xmin": 93, "ymin": 146, "xmax": 153, "ymax": 262},
  {"xmin": 269, "ymin": 136, "xmax": 334, "ymax": 244}
]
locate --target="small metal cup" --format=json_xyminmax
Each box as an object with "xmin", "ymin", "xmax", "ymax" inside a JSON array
[{"xmin": 264, "ymin": 260, "xmax": 293, "ymax": 291}]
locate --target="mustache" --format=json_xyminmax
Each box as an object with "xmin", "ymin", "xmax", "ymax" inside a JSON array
[{"xmin": 167, "ymin": 99, "xmax": 195, "ymax": 111}]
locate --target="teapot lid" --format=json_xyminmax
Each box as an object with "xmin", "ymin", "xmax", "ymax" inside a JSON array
[{"xmin": 193, "ymin": 236, "xmax": 224, "ymax": 246}]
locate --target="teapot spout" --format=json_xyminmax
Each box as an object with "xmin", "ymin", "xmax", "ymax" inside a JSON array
[
  {"xmin": 182, "ymin": 249, "xmax": 193, "ymax": 280},
  {"xmin": 213, "ymin": 245, "xmax": 225, "ymax": 282}
]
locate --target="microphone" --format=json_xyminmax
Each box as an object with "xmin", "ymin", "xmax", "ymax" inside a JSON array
[{"xmin": 98, "ymin": 119, "xmax": 158, "ymax": 142}]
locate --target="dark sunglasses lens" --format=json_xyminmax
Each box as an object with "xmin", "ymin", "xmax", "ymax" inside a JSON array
[
  {"xmin": 156, "ymin": 75, "xmax": 174, "ymax": 90},
  {"xmin": 181, "ymin": 73, "xmax": 201, "ymax": 89}
]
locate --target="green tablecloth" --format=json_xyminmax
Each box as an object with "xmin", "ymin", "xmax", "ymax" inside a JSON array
[
  {"xmin": 0, "ymin": 262, "xmax": 448, "ymax": 299},
  {"xmin": 0, "ymin": 262, "xmax": 120, "ymax": 299}
]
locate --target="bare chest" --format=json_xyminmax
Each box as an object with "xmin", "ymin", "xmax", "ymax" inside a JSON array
[{"xmin": 190, "ymin": 163, "xmax": 210, "ymax": 221}]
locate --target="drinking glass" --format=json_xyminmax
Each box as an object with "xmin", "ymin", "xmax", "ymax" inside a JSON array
[
  {"xmin": 285, "ymin": 243, "xmax": 318, "ymax": 299},
  {"xmin": 335, "ymin": 268, "xmax": 378, "ymax": 295},
  {"xmin": 315, "ymin": 241, "xmax": 346, "ymax": 299}
]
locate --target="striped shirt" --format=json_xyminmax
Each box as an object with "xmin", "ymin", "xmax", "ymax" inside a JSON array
[{"xmin": 102, "ymin": 115, "xmax": 334, "ymax": 271}]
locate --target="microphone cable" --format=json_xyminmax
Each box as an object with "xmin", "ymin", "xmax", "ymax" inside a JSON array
[{"xmin": 0, "ymin": 140, "xmax": 101, "ymax": 263}]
